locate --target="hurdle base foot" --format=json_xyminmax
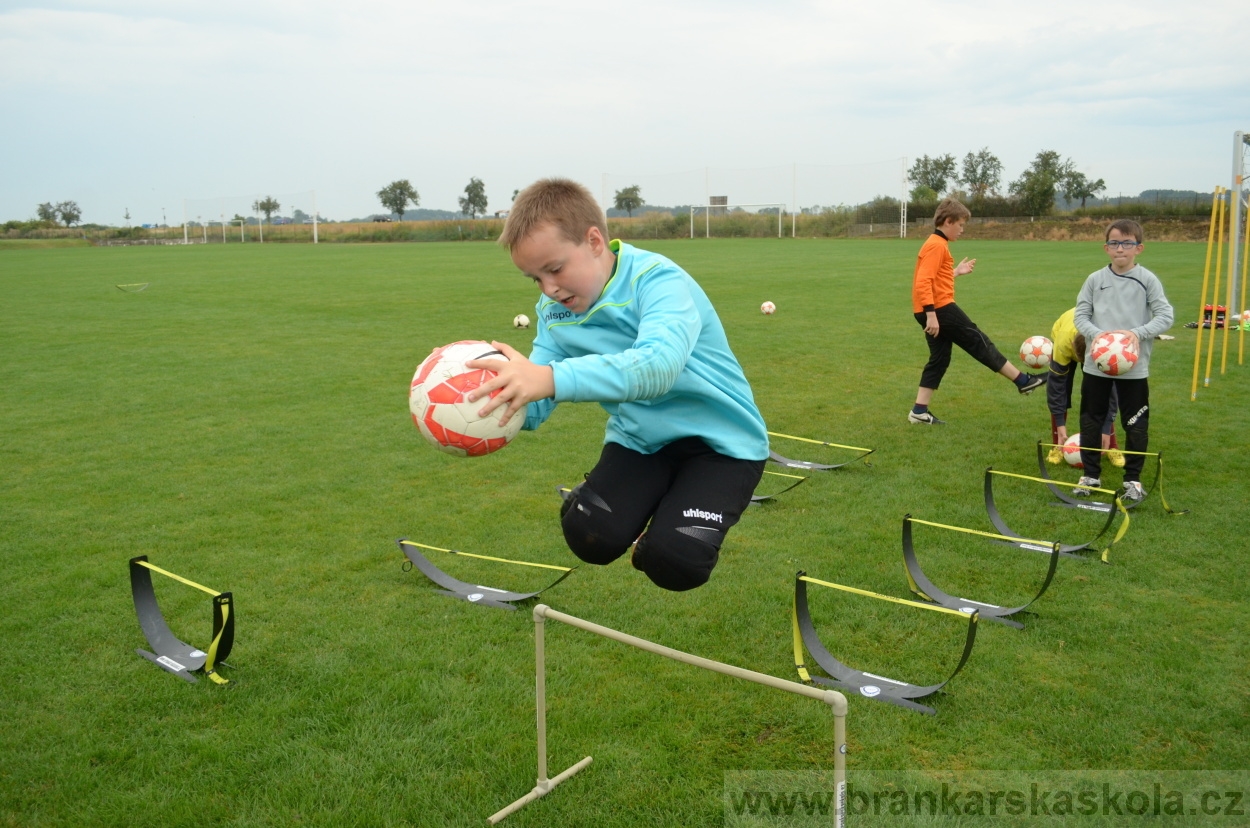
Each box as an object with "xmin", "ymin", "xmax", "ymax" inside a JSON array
[{"xmin": 487, "ymin": 755, "xmax": 593, "ymax": 824}]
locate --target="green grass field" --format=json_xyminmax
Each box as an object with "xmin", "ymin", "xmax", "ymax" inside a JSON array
[{"xmin": 2, "ymin": 239, "xmax": 1247, "ymax": 826}]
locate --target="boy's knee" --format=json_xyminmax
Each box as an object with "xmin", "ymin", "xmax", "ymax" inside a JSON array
[
  {"xmin": 632, "ymin": 526, "xmax": 723, "ymax": 592},
  {"xmin": 561, "ymin": 483, "xmax": 632, "ymax": 566}
]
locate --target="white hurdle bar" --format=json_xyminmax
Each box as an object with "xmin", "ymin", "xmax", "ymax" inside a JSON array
[{"xmin": 487, "ymin": 604, "xmax": 848, "ymax": 825}]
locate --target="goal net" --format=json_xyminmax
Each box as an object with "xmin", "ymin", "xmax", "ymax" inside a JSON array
[
  {"xmin": 601, "ymin": 159, "xmax": 909, "ymax": 237},
  {"xmin": 181, "ymin": 189, "xmax": 319, "ymax": 243},
  {"xmin": 688, "ymin": 203, "xmax": 786, "ymax": 238}
]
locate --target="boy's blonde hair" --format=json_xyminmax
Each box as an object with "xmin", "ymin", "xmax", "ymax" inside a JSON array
[
  {"xmin": 933, "ymin": 198, "xmax": 971, "ymax": 229},
  {"xmin": 499, "ymin": 178, "xmax": 608, "ymax": 250},
  {"xmin": 1105, "ymin": 219, "xmax": 1143, "ymax": 244}
]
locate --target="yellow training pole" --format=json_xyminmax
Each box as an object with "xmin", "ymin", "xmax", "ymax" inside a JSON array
[
  {"xmin": 1241, "ymin": 195, "xmax": 1249, "ymax": 366},
  {"xmin": 1221, "ymin": 185, "xmax": 1239, "ymax": 374},
  {"xmin": 1204, "ymin": 189, "xmax": 1227, "ymax": 387},
  {"xmin": 1192, "ymin": 188, "xmax": 1222, "ymax": 399}
]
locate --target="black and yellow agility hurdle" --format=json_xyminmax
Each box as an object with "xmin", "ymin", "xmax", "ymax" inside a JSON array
[
  {"xmin": 985, "ymin": 468, "xmax": 1130, "ymax": 562},
  {"xmin": 752, "ymin": 470, "xmax": 808, "ymax": 502},
  {"xmin": 902, "ymin": 516, "xmax": 1060, "ymax": 629},
  {"xmin": 767, "ymin": 431, "xmax": 874, "ymax": 471},
  {"xmin": 793, "ymin": 572, "xmax": 979, "ymax": 715},
  {"xmin": 1035, "ymin": 441, "xmax": 1186, "ymax": 515},
  {"xmin": 397, "ymin": 539, "xmax": 576, "ymax": 611},
  {"xmin": 129, "ymin": 556, "xmax": 234, "ymax": 685}
]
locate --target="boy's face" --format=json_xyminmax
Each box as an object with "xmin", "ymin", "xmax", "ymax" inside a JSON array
[
  {"xmin": 510, "ymin": 222, "xmax": 613, "ymax": 315},
  {"xmin": 1104, "ymin": 228, "xmax": 1142, "ymax": 271},
  {"xmin": 940, "ymin": 217, "xmax": 967, "ymax": 241}
]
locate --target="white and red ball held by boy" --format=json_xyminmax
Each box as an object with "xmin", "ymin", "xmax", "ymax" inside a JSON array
[
  {"xmin": 409, "ymin": 340, "xmax": 522, "ymax": 457},
  {"xmin": 1090, "ymin": 332, "xmax": 1139, "ymax": 376},
  {"xmin": 1019, "ymin": 335, "xmax": 1053, "ymax": 369}
]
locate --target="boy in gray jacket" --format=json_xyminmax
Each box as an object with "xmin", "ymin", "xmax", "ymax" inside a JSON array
[{"xmin": 1073, "ymin": 220, "xmax": 1174, "ymax": 503}]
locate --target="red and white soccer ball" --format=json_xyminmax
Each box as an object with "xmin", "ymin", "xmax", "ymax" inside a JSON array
[
  {"xmin": 760, "ymin": 301, "xmax": 776, "ymax": 315},
  {"xmin": 1090, "ymin": 331, "xmax": 1139, "ymax": 376},
  {"xmin": 409, "ymin": 340, "xmax": 522, "ymax": 457},
  {"xmin": 1062, "ymin": 433, "xmax": 1083, "ymax": 468},
  {"xmin": 1019, "ymin": 335, "xmax": 1053, "ymax": 369}
]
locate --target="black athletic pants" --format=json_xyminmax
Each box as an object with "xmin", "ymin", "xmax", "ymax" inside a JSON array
[
  {"xmin": 1079, "ymin": 374, "xmax": 1149, "ymax": 482},
  {"xmin": 914, "ymin": 303, "xmax": 1009, "ymax": 390},
  {"xmin": 561, "ymin": 437, "xmax": 766, "ymax": 592}
]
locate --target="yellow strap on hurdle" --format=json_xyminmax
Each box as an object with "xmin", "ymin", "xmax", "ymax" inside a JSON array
[
  {"xmin": 763, "ymin": 470, "xmax": 806, "ymax": 481},
  {"xmin": 1038, "ymin": 443, "xmax": 1158, "ymax": 458},
  {"xmin": 791, "ymin": 598, "xmax": 812, "ymax": 683},
  {"xmin": 905, "ymin": 517, "xmax": 1055, "ymax": 550},
  {"xmin": 135, "ymin": 559, "xmax": 220, "ymax": 597},
  {"xmin": 398, "ymin": 540, "xmax": 572, "ymax": 573},
  {"xmin": 1100, "ymin": 498, "xmax": 1132, "ymax": 564},
  {"xmin": 799, "ymin": 575, "xmax": 969, "ymax": 618},
  {"xmin": 203, "ymin": 600, "xmax": 231, "ymax": 686},
  {"xmin": 767, "ymin": 431, "xmax": 871, "ymax": 453},
  {"xmin": 988, "ymin": 468, "xmax": 1115, "ymax": 495}
]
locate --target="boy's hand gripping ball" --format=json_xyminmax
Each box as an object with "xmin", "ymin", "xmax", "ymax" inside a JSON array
[
  {"xmin": 409, "ymin": 340, "xmax": 523, "ymax": 456},
  {"xmin": 1090, "ymin": 331, "xmax": 1139, "ymax": 376},
  {"xmin": 1019, "ymin": 335, "xmax": 1053, "ymax": 369}
]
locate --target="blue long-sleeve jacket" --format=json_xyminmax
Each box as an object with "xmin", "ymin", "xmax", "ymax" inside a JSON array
[{"xmin": 522, "ymin": 240, "xmax": 768, "ymax": 461}]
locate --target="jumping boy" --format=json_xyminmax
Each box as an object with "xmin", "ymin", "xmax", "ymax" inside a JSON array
[
  {"xmin": 909, "ymin": 198, "xmax": 1045, "ymax": 425},
  {"xmin": 1045, "ymin": 307, "xmax": 1123, "ymax": 467},
  {"xmin": 465, "ymin": 178, "xmax": 768, "ymax": 591},
  {"xmin": 1072, "ymin": 220, "xmax": 1174, "ymax": 503}
]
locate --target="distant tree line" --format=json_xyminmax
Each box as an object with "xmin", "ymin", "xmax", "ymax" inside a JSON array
[
  {"xmin": 907, "ymin": 148, "xmax": 1106, "ymax": 216},
  {"xmin": 35, "ymin": 201, "xmax": 83, "ymax": 227}
]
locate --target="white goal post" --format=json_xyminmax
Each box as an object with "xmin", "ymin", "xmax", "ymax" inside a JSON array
[
  {"xmin": 182, "ymin": 190, "xmax": 319, "ymax": 244},
  {"xmin": 689, "ymin": 203, "xmax": 787, "ymax": 238}
]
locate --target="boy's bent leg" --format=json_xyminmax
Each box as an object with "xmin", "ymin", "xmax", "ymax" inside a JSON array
[
  {"xmin": 562, "ymin": 443, "xmax": 671, "ymax": 567},
  {"xmin": 632, "ymin": 439, "xmax": 766, "ymax": 591},
  {"xmin": 936, "ymin": 304, "xmax": 1010, "ymax": 375},
  {"xmin": 1115, "ymin": 378, "xmax": 1150, "ymax": 482}
]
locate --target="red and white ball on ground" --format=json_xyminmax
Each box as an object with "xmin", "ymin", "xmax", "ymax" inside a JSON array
[
  {"xmin": 409, "ymin": 340, "xmax": 522, "ymax": 457},
  {"xmin": 1019, "ymin": 335, "xmax": 1053, "ymax": 369},
  {"xmin": 1062, "ymin": 434, "xmax": 1083, "ymax": 468},
  {"xmin": 760, "ymin": 301, "xmax": 776, "ymax": 315},
  {"xmin": 1090, "ymin": 331, "xmax": 1139, "ymax": 376}
]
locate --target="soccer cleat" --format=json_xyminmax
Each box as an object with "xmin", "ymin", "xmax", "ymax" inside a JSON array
[
  {"xmin": 1121, "ymin": 480, "xmax": 1145, "ymax": 504},
  {"xmin": 1046, "ymin": 445, "xmax": 1064, "ymax": 465},
  {"xmin": 1017, "ymin": 374, "xmax": 1046, "ymax": 395},
  {"xmin": 1107, "ymin": 449, "xmax": 1126, "ymax": 468},
  {"xmin": 907, "ymin": 410, "xmax": 946, "ymax": 425},
  {"xmin": 1072, "ymin": 476, "xmax": 1101, "ymax": 497}
]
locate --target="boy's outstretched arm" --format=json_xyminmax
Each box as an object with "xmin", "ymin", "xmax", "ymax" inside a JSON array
[{"xmin": 465, "ymin": 341, "xmax": 554, "ymax": 425}]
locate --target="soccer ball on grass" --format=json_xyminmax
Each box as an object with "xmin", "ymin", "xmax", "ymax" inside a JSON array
[
  {"xmin": 1090, "ymin": 332, "xmax": 1139, "ymax": 376},
  {"xmin": 1019, "ymin": 335, "xmax": 1053, "ymax": 369},
  {"xmin": 409, "ymin": 340, "xmax": 522, "ymax": 457},
  {"xmin": 513, "ymin": 314, "xmax": 530, "ymax": 329},
  {"xmin": 760, "ymin": 301, "xmax": 776, "ymax": 315}
]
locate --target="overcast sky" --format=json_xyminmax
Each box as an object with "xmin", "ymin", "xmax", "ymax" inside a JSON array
[{"xmin": 2, "ymin": 0, "xmax": 1247, "ymax": 225}]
